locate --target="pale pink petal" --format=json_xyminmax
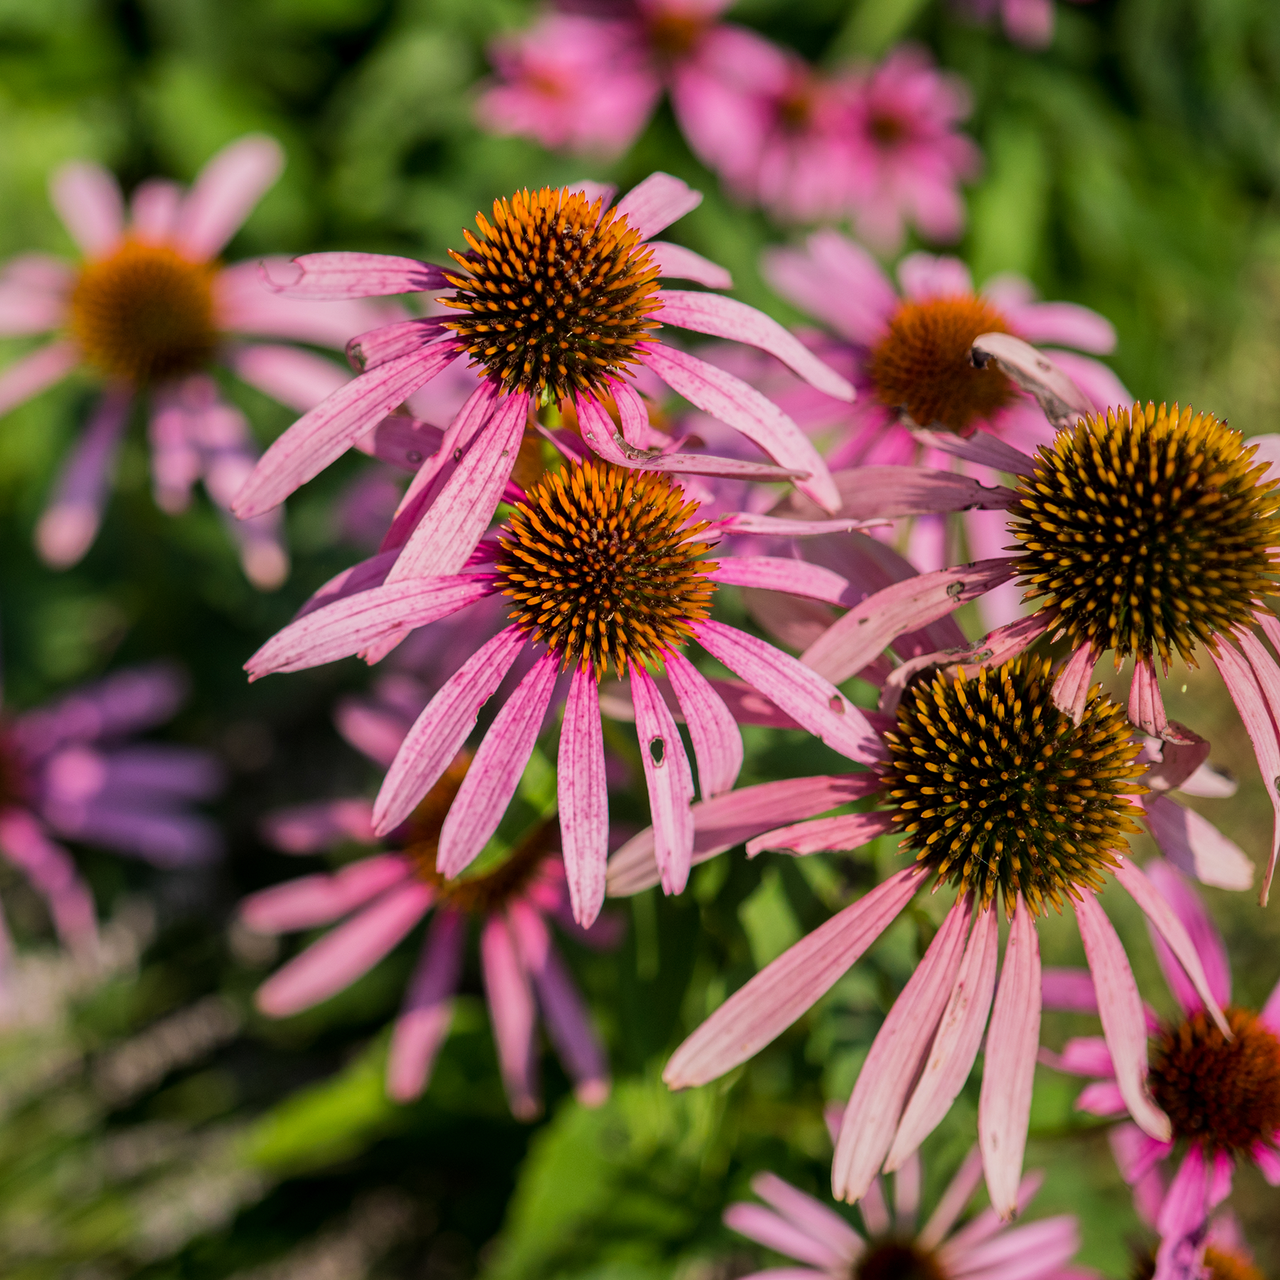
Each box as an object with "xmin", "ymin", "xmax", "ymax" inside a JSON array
[
  {"xmin": 639, "ymin": 346, "xmax": 838, "ymax": 511},
  {"xmin": 858, "ymin": 1177, "xmax": 890, "ymax": 1235},
  {"xmin": 909, "ymin": 427, "xmax": 1035, "ymax": 476},
  {"xmin": 664, "ymin": 867, "xmax": 923, "ymax": 1088},
  {"xmin": 388, "ymin": 391, "xmax": 528, "ymax": 580},
  {"xmin": 1252, "ymin": 1140, "xmax": 1280, "ymax": 1183},
  {"xmin": 897, "ymin": 254, "xmax": 973, "ymax": 300},
  {"xmin": 239, "ymin": 854, "xmax": 412, "ymax": 933},
  {"xmin": 372, "ymin": 627, "xmax": 526, "ymax": 835},
  {"xmin": 941, "ymin": 1172, "xmax": 1044, "ymax": 1256},
  {"xmin": 631, "ymin": 664, "xmax": 695, "ymax": 896},
  {"xmin": 261, "ymin": 251, "xmax": 446, "ymax": 299},
  {"xmin": 1051, "ymin": 643, "xmax": 1098, "ymax": 725},
  {"xmin": 558, "ymin": 666, "xmax": 609, "ymax": 927},
  {"xmin": 1141, "ymin": 735, "xmax": 1212, "ymax": 796},
  {"xmin": 746, "ymin": 810, "xmax": 896, "ymax": 857},
  {"xmin": 130, "ymin": 178, "xmax": 182, "ymax": 241},
  {"xmin": 354, "ymin": 414, "xmax": 445, "ymax": 474},
  {"xmin": 347, "ymin": 318, "xmax": 450, "ymax": 372},
  {"xmin": 801, "ymin": 559, "xmax": 1018, "ymax": 685},
  {"xmin": 1141, "ymin": 795, "xmax": 1253, "ymax": 891},
  {"xmin": 49, "ymin": 162, "xmax": 123, "ymax": 258},
  {"xmin": 716, "ymin": 512, "xmax": 885, "ymax": 538},
  {"xmin": 256, "ymin": 881, "xmax": 433, "ymax": 1016},
  {"xmin": 229, "ymin": 343, "xmax": 348, "ymax": 413},
  {"xmin": 436, "ymin": 653, "xmax": 558, "ymax": 878},
  {"xmin": 1141, "ymin": 859, "xmax": 1231, "ymax": 1013},
  {"xmin": 918, "ymin": 1147, "xmax": 984, "ymax": 1250},
  {"xmin": 0, "ymin": 807, "xmax": 98, "ymax": 954},
  {"xmin": 970, "ymin": 334, "xmax": 1093, "ymax": 432},
  {"xmin": 35, "ymin": 384, "xmax": 132, "ymax": 568},
  {"xmin": 244, "ymin": 574, "xmax": 494, "ymax": 677},
  {"xmin": 1170, "ymin": 760, "xmax": 1236, "ymax": 799},
  {"xmin": 887, "ymin": 905, "xmax": 999, "ymax": 1170},
  {"xmin": 1112, "ymin": 857, "xmax": 1229, "ymax": 1033},
  {"xmin": 509, "ymin": 900, "xmax": 609, "ymax": 1106},
  {"xmin": 723, "ymin": 1204, "xmax": 843, "ymax": 1271},
  {"xmin": 1154, "ymin": 1149, "xmax": 1212, "ymax": 1280},
  {"xmin": 233, "ymin": 346, "xmax": 460, "ymax": 518},
  {"xmin": 979, "ymin": 895, "xmax": 1042, "ymax": 1219},
  {"xmin": 0, "ymin": 280, "xmax": 65, "ymax": 334},
  {"xmin": 694, "ymin": 619, "xmax": 882, "ymax": 764},
  {"xmin": 260, "ymin": 798, "xmax": 376, "ymax": 852},
  {"xmin": 656, "ymin": 290, "xmax": 854, "ymax": 402},
  {"xmin": 1040, "ymin": 967, "xmax": 1097, "ymax": 1014},
  {"xmin": 1044, "ymin": 349, "xmax": 1131, "ymax": 413},
  {"xmin": 1262, "ymin": 978, "xmax": 1280, "ymax": 1033},
  {"xmin": 614, "ymin": 172, "xmax": 702, "ymax": 241},
  {"xmin": 608, "ymin": 773, "xmax": 880, "ymax": 897},
  {"xmin": 709, "ymin": 556, "xmax": 851, "ymax": 605},
  {"xmin": 176, "ymin": 135, "xmax": 284, "ymax": 259},
  {"xmin": 648, "ymin": 241, "xmax": 732, "ymax": 289},
  {"xmin": 1008, "ymin": 301, "xmax": 1116, "ymax": 354},
  {"xmin": 480, "ymin": 913, "xmax": 540, "ymax": 1119},
  {"xmin": 832, "ymin": 896, "xmax": 972, "ymax": 1203},
  {"xmin": 787, "ymin": 466, "xmax": 1016, "ymax": 523},
  {"xmin": 664, "ymin": 650, "xmax": 743, "ymax": 799},
  {"xmin": 1109, "ymin": 1121, "xmax": 1172, "ymax": 1191},
  {"xmin": 749, "ymin": 1172, "xmax": 863, "ymax": 1258},
  {"xmin": 0, "ymin": 339, "xmax": 80, "ymax": 417},
  {"xmin": 945, "ymin": 1216, "xmax": 1079, "ymax": 1280},
  {"xmin": 1072, "ymin": 892, "xmax": 1170, "ymax": 1142},
  {"xmin": 895, "ymin": 1153, "xmax": 921, "ymax": 1228},
  {"xmin": 1129, "ymin": 659, "xmax": 1173, "ymax": 739},
  {"xmin": 1050, "ymin": 1034, "xmax": 1114, "ymax": 1078},
  {"xmin": 387, "ymin": 907, "xmax": 465, "ymax": 1101}
]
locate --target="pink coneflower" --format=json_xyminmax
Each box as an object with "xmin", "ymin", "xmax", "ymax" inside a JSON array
[
  {"xmin": 960, "ymin": 0, "xmax": 1098, "ymax": 50},
  {"xmin": 794, "ymin": 399, "xmax": 1280, "ymax": 901},
  {"xmin": 231, "ymin": 174, "xmax": 854, "ymax": 580},
  {"xmin": 659, "ymin": 655, "xmax": 1235, "ymax": 1217},
  {"xmin": 725, "ymin": 1147, "xmax": 1088, "ymax": 1280},
  {"xmin": 245, "ymin": 457, "xmax": 881, "ymax": 926},
  {"xmin": 0, "ymin": 662, "xmax": 222, "ymax": 963},
  {"xmin": 0, "ymin": 135, "xmax": 387, "ymax": 587},
  {"xmin": 242, "ymin": 752, "xmax": 613, "ymax": 1117},
  {"xmin": 1043, "ymin": 860, "xmax": 1279, "ymax": 1280}
]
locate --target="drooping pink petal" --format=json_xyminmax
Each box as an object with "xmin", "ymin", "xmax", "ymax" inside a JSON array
[
  {"xmin": 722, "ymin": 1204, "xmax": 845, "ymax": 1271},
  {"xmin": 655, "ymin": 290, "xmax": 854, "ymax": 403},
  {"xmin": 1140, "ymin": 859, "xmax": 1231, "ymax": 1014},
  {"xmin": 1129, "ymin": 659, "xmax": 1173, "ymax": 739},
  {"xmin": 260, "ymin": 797, "xmax": 376, "ymax": 853},
  {"xmin": 664, "ymin": 867, "xmax": 923, "ymax": 1088},
  {"xmin": 388, "ymin": 391, "xmax": 528, "ymax": 580},
  {"xmin": 176, "ymin": 135, "xmax": 284, "ymax": 260},
  {"xmin": 832, "ymin": 896, "xmax": 972, "ymax": 1204},
  {"xmin": 1141, "ymin": 795, "xmax": 1253, "ymax": 892},
  {"xmin": 694, "ymin": 619, "xmax": 882, "ymax": 764},
  {"xmin": 638, "ymin": 346, "xmax": 838, "ymax": 511},
  {"xmin": 969, "ymin": 333, "xmax": 1094, "ymax": 432},
  {"xmin": 48, "ymin": 162, "xmax": 123, "ymax": 258},
  {"xmin": 708, "ymin": 556, "xmax": 851, "ymax": 605},
  {"xmin": 35, "ymin": 384, "xmax": 132, "ymax": 568},
  {"xmin": 607, "ymin": 773, "xmax": 880, "ymax": 897},
  {"xmin": 908, "ymin": 428, "xmax": 1035, "ymax": 476},
  {"xmin": 800, "ymin": 560, "xmax": 1018, "ymax": 686},
  {"xmin": 1051, "ymin": 643, "xmax": 1098, "ymax": 725},
  {"xmin": 1112, "ymin": 857, "xmax": 1229, "ymax": 1033},
  {"xmin": 509, "ymin": 899, "xmax": 609, "ymax": 1107},
  {"xmin": 239, "ymin": 854, "xmax": 412, "ymax": 933},
  {"xmin": 373, "ymin": 627, "xmax": 526, "ymax": 835},
  {"xmin": 0, "ymin": 807, "xmax": 98, "ymax": 955},
  {"xmin": 1072, "ymin": 891, "xmax": 1170, "ymax": 1142},
  {"xmin": 436, "ymin": 653, "xmax": 558, "ymax": 878},
  {"xmin": 244, "ymin": 574, "xmax": 494, "ymax": 677},
  {"xmin": 631, "ymin": 664, "xmax": 695, "ymax": 896},
  {"xmin": 1141, "ymin": 734, "xmax": 1212, "ymax": 796},
  {"xmin": 1040, "ymin": 967, "xmax": 1098, "ymax": 1014},
  {"xmin": 979, "ymin": 895, "xmax": 1042, "ymax": 1219},
  {"xmin": 233, "ymin": 345, "xmax": 460, "ymax": 518},
  {"xmin": 228, "ymin": 343, "xmax": 348, "ymax": 413},
  {"xmin": 614, "ymin": 172, "xmax": 702, "ymax": 241},
  {"xmin": 256, "ymin": 881, "xmax": 433, "ymax": 1016},
  {"xmin": 887, "ymin": 904, "xmax": 999, "ymax": 1170},
  {"xmin": 387, "ymin": 907, "xmax": 466, "ymax": 1102},
  {"xmin": 480, "ymin": 913, "xmax": 540, "ymax": 1119},
  {"xmin": 647, "ymin": 241, "xmax": 732, "ymax": 289},
  {"xmin": 0, "ymin": 339, "xmax": 80, "ymax": 417},
  {"xmin": 0, "ymin": 276, "xmax": 66, "ymax": 334},
  {"xmin": 558, "ymin": 665, "xmax": 609, "ymax": 928},
  {"xmin": 749, "ymin": 1172, "xmax": 863, "ymax": 1258},
  {"xmin": 716, "ymin": 512, "xmax": 884, "ymax": 538},
  {"xmin": 1010, "ymin": 301, "xmax": 1116, "ymax": 354},
  {"xmin": 1154, "ymin": 1148, "xmax": 1213, "ymax": 1280},
  {"xmin": 918, "ymin": 1146, "xmax": 984, "ymax": 1250},
  {"xmin": 347, "ymin": 318, "xmax": 450, "ymax": 372},
  {"xmin": 746, "ymin": 810, "xmax": 896, "ymax": 857},
  {"xmin": 663, "ymin": 650, "xmax": 743, "ymax": 799},
  {"xmin": 262, "ymin": 251, "xmax": 446, "ymax": 299}
]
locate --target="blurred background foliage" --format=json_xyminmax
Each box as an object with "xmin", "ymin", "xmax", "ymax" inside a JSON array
[{"xmin": 1, "ymin": 0, "xmax": 1280, "ymax": 1277}]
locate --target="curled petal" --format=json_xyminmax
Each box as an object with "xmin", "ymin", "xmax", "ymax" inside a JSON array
[{"xmin": 969, "ymin": 333, "xmax": 1093, "ymax": 430}]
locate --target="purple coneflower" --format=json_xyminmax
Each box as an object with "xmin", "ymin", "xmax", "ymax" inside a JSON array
[
  {"xmin": 231, "ymin": 174, "xmax": 854, "ymax": 581},
  {"xmin": 0, "ymin": 136, "xmax": 385, "ymax": 586},
  {"xmin": 0, "ymin": 662, "xmax": 221, "ymax": 963},
  {"xmin": 1043, "ymin": 860, "xmax": 1279, "ymax": 1280},
  {"xmin": 245, "ymin": 457, "xmax": 881, "ymax": 926},
  {"xmin": 242, "ymin": 752, "xmax": 614, "ymax": 1117},
  {"xmin": 725, "ymin": 1146, "xmax": 1090, "ymax": 1280}
]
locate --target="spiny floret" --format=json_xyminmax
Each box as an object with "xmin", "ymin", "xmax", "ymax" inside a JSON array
[
  {"xmin": 494, "ymin": 459, "xmax": 717, "ymax": 679},
  {"xmin": 867, "ymin": 294, "xmax": 1015, "ymax": 434},
  {"xmin": 881, "ymin": 656, "xmax": 1145, "ymax": 916},
  {"xmin": 440, "ymin": 187, "xmax": 661, "ymax": 403},
  {"xmin": 69, "ymin": 239, "xmax": 219, "ymax": 385},
  {"xmin": 1009, "ymin": 402, "xmax": 1280, "ymax": 666}
]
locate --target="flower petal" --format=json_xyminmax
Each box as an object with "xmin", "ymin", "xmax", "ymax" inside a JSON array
[
  {"xmin": 0, "ymin": 339, "xmax": 80, "ymax": 417},
  {"xmin": 746, "ymin": 810, "xmax": 896, "ymax": 857},
  {"xmin": 49, "ymin": 162, "xmax": 123, "ymax": 258},
  {"xmin": 647, "ymin": 240, "xmax": 732, "ymax": 289},
  {"xmin": 260, "ymin": 251, "xmax": 446, "ymax": 299},
  {"xmin": 614, "ymin": 172, "xmax": 702, "ymax": 240},
  {"xmin": 481, "ymin": 913, "xmax": 540, "ymax": 1119},
  {"xmin": 558, "ymin": 666, "xmax": 609, "ymax": 927},
  {"xmin": 664, "ymin": 650, "xmax": 743, "ymax": 799},
  {"xmin": 908, "ymin": 428, "xmax": 1035, "ymax": 476},
  {"xmin": 1050, "ymin": 643, "xmax": 1098, "ymax": 725},
  {"xmin": 723, "ymin": 1204, "xmax": 845, "ymax": 1271},
  {"xmin": 749, "ymin": 1171, "xmax": 863, "ymax": 1258},
  {"xmin": 176, "ymin": 135, "xmax": 284, "ymax": 260},
  {"xmin": 969, "ymin": 333, "xmax": 1093, "ymax": 431},
  {"xmin": 631, "ymin": 664, "xmax": 695, "ymax": 896},
  {"xmin": 708, "ymin": 556, "xmax": 852, "ymax": 605},
  {"xmin": 239, "ymin": 854, "xmax": 411, "ymax": 933}
]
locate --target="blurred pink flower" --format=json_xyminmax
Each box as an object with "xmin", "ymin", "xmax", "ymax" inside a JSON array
[
  {"xmin": 0, "ymin": 662, "xmax": 222, "ymax": 964},
  {"xmin": 960, "ymin": 0, "xmax": 1098, "ymax": 50},
  {"xmin": 1043, "ymin": 861, "xmax": 1279, "ymax": 1280},
  {"xmin": 725, "ymin": 1147, "xmax": 1090, "ymax": 1280},
  {"xmin": 244, "ymin": 752, "xmax": 617, "ymax": 1117},
  {"xmin": 0, "ymin": 135, "xmax": 387, "ymax": 587}
]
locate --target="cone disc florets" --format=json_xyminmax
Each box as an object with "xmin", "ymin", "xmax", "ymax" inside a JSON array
[
  {"xmin": 881, "ymin": 657, "xmax": 1145, "ymax": 916},
  {"xmin": 854, "ymin": 1239, "xmax": 946, "ymax": 1280},
  {"xmin": 69, "ymin": 238, "xmax": 219, "ymax": 385},
  {"xmin": 1010, "ymin": 402, "xmax": 1280, "ymax": 666},
  {"xmin": 441, "ymin": 188, "xmax": 662, "ymax": 403},
  {"xmin": 494, "ymin": 460, "xmax": 717, "ymax": 679},
  {"xmin": 868, "ymin": 294, "xmax": 1015, "ymax": 434},
  {"xmin": 1148, "ymin": 1006, "xmax": 1280, "ymax": 1157}
]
